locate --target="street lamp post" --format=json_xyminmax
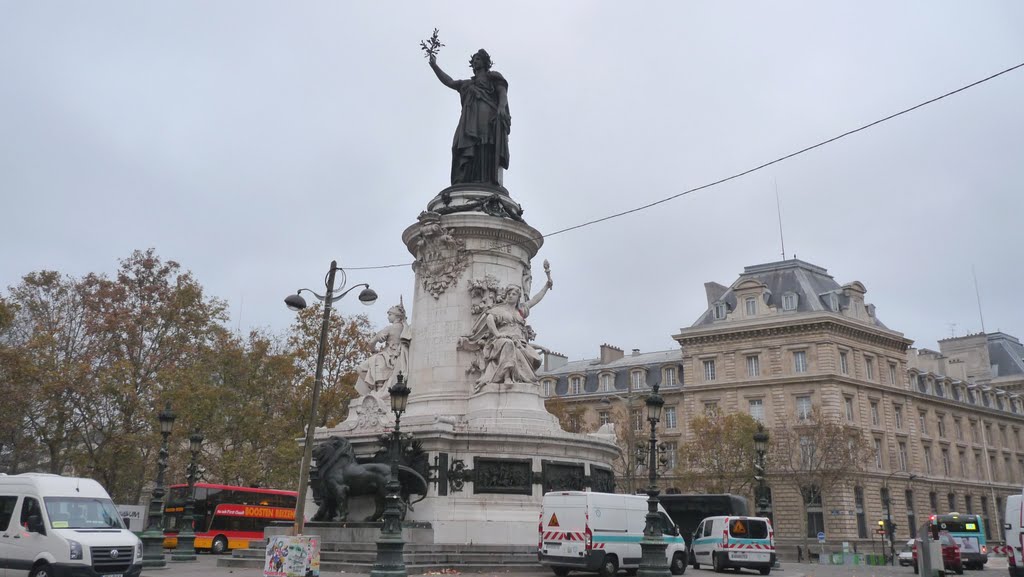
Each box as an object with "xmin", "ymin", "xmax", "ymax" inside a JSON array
[
  {"xmin": 141, "ymin": 403, "xmax": 176, "ymax": 568},
  {"xmin": 753, "ymin": 423, "xmax": 770, "ymax": 517},
  {"xmin": 285, "ymin": 260, "xmax": 377, "ymax": 536},
  {"xmin": 638, "ymin": 383, "xmax": 671, "ymax": 577},
  {"xmin": 370, "ymin": 373, "xmax": 412, "ymax": 577},
  {"xmin": 171, "ymin": 429, "xmax": 204, "ymax": 562},
  {"xmin": 882, "ymin": 471, "xmax": 918, "ymax": 566}
]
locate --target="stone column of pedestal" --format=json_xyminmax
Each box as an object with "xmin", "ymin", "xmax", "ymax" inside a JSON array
[{"xmin": 401, "ymin": 194, "xmax": 559, "ymax": 432}]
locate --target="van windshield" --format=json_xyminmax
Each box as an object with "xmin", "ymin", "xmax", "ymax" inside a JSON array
[
  {"xmin": 729, "ymin": 518, "xmax": 769, "ymax": 539},
  {"xmin": 44, "ymin": 497, "xmax": 124, "ymax": 529}
]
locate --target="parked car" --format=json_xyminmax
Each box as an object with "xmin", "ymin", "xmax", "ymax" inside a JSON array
[
  {"xmin": 898, "ymin": 539, "xmax": 915, "ymax": 566},
  {"xmin": 913, "ymin": 531, "xmax": 963, "ymax": 575}
]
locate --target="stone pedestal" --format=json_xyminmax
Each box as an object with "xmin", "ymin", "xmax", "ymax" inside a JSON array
[{"xmin": 324, "ymin": 185, "xmax": 619, "ymax": 545}]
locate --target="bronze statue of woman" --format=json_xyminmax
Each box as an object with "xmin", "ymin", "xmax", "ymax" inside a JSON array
[{"xmin": 429, "ymin": 49, "xmax": 510, "ymax": 187}]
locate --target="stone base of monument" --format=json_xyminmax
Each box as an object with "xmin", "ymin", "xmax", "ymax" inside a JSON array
[{"xmin": 216, "ymin": 522, "xmax": 541, "ymax": 573}]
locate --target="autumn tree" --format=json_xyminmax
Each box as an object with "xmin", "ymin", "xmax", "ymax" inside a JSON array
[
  {"xmin": 167, "ymin": 328, "xmax": 301, "ymax": 489},
  {"xmin": 286, "ymin": 303, "xmax": 375, "ymax": 429},
  {"xmin": 75, "ymin": 249, "xmax": 228, "ymax": 502},
  {"xmin": 769, "ymin": 408, "xmax": 874, "ymax": 554},
  {"xmin": 675, "ymin": 411, "xmax": 761, "ymax": 494},
  {"xmin": 1, "ymin": 271, "xmax": 95, "ymax": 475},
  {"xmin": 547, "ymin": 397, "xmax": 590, "ymax": 434},
  {"xmin": 596, "ymin": 393, "xmax": 649, "ymax": 494}
]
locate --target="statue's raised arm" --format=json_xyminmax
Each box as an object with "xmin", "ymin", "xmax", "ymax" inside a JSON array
[{"xmin": 428, "ymin": 54, "xmax": 458, "ymax": 90}]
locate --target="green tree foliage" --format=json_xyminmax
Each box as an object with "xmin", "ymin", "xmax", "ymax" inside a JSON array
[{"xmin": 675, "ymin": 411, "xmax": 762, "ymax": 494}]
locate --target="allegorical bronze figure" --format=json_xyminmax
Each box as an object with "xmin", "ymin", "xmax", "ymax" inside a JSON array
[{"xmin": 425, "ymin": 30, "xmax": 510, "ymax": 188}]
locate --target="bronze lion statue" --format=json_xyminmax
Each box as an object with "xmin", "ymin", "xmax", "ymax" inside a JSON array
[{"xmin": 310, "ymin": 435, "xmax": 427, "ymax": 522}]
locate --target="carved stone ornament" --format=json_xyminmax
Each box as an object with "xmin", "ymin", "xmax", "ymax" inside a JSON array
[
  {"xmin": 412, "ymin": 211, "xmax": 469, "ymax": 299},
  {"xmin": 351, "ymin": 395, "xmax": 393, "ymax": 430}
]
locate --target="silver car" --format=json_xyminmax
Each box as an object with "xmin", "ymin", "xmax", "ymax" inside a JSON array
[{"xmin": 899, "ymin": 539, "xmax": 915, "ymax": 567}]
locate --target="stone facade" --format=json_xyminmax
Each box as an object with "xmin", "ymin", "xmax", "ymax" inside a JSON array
[{"xmin": 540, "ymin": 259, "xmax": 1024, "ymax": 552}]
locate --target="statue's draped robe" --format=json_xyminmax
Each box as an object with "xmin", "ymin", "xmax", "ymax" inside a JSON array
[{"xmin": 450, "ymin": 71, "xmax": 510, "ymax": 185}]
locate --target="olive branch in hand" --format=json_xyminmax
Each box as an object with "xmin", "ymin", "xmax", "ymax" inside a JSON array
[{"xmin": 420, "ymin": 28, "xmax": 444, "ymax": 59}]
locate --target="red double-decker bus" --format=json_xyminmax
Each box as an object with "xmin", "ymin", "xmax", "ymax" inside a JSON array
[{"xmin": 163, "ymin": 483, "xmax": 297, "ymax": 553}]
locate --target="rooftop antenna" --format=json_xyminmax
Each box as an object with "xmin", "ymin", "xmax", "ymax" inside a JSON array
[
  {"xmin": 947, "ymin": 322, "xmax": 958, "ymax": 338},
  {"xmin": 972, "ymin": 265, "xmax": 986, "ymax": 333},
  {"xmin": 774, "ymin": 178, "xmax": 786, "ymax": 260}
]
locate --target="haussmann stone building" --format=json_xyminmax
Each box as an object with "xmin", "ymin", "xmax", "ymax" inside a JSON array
[{"xmin": 540, "ymin": 258, "xmax": 1024, "ymax": 555}]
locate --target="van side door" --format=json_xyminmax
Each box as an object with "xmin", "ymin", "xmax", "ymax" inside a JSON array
[
  {"xmin": 9, "ymin": 496, "xmax": 47, "ymax": 577},
  {"xmin": 0, "ymin": 494, "xmax": 19, "ymax": 577}
]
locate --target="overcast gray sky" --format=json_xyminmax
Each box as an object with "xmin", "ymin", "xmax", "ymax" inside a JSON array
[{"xmin": 3, "ymin": 2, "xmax": 1023, "ymax": 361}]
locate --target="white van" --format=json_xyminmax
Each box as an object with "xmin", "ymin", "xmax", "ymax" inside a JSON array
[
  {"xmin": 0, "ymin": 473, "xmax": 143, "ymax": 577},
  {"xmin": 690, "ymin": 515, "xmax": 776, "ymax": 575},
  {"xmin": 539, "ymin": 491, "xmax": 688, "ymax": 576},
  {"xmin": 1005, "ymin": 493, "xmax": 1024, "ymax": 577}
]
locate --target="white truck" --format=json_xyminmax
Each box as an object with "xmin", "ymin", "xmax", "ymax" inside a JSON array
[
  {"xmin": 539, "ymin": 491, "xmax": 688, "ymax": 576},
  {"xmin": 0, "ymin": 473, "xmax": 143, "ymax": 577}
]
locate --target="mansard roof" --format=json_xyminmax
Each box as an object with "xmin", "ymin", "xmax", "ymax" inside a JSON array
[
  {"xmin": 989, "ymin": 332, "xmax": 1024, "ymax": 378},
  {"xmin": 691, "ymin": 258, "xmax": 890, "ymax": 330}
]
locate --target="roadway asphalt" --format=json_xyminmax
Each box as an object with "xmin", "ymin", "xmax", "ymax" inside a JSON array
[{"xmin": 141, "ymin": 552, "xmax": 1008, "ymax": 577}]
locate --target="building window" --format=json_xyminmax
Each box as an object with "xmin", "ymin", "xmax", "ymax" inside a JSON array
[
  {"xmin": 599, "ymin": 411, "xmax": 611, "ymax": 426},
  {"xmin": 713, "ymin": 303, "xmax": 727, "ymax": 320},
  {"xmin": 665, "ymin": 407, "xmax": 677, "ymax": 429},
  {"xmin": 632, "ymin": 409, "xmax": 643, "ymax": 432},
  {"xmin": 930, "ymin": 492, "xmax": 939, "ymax": 513},
  {"xmin": 967, "ymin": 388, "xmax": 976, "ymax": 404},
  {"xmin": 986, "ymin": 424, "xmax": 993, "ymax": 444},
  {"xmin": 704, "ymin": 401, "xmax": 719, "ymax": 416},
  {"xmin": 840, "ymin": 351, "xmax": 849, "ymax": 375},
  {"xmin": 796, "ymin": 396, "xmax": 812, "ymax": 421},
  {"xmin": 543, "ymin": 380, "xmax": 553, "ymax": 397},
  {"xmin": 894, "ymin": 405, "xmax": 903, "ymax": 429},
  {"xmin": 845, "ymin": 397, "xmax": 855, "ymax": 421},
  {"xmin": 874, "ymin": 438, "xmax": 883, "ymax": 468},
  {"xmin": 898, "ymin": 442, "xmax": 908, "ymax": 471},
  {"xmin": 870, "ymin": 401, "xmax": 880, "ymax": 426},
  {"xmin": 982, "ymin": 497, "xmax": 992, "ymax": 537},
  {"xmin": 924, "ymin": 446, "xmax": 933, "ymax": 474},
  {"xmin": 955, "ymin": 419, "xmax": 963, "ymax": 441},
  {"xmin": 952, "ymin": 385, "xmax": 962, "ymax": 401},
  {"xmin": 663, "ymin": 367, "xmax": 677, "ymax": 387},
  {"xmin": 794, "ymin": 350, "xmax": 808, "ymax": 373},
  {"xmin": 747, "ymin": 355, "xmax": 760, "ymax": 377},
  {"xmin": 937, "ymin": 417, "xmax": 946, "ymax": 439},
  {"xmin": 965, "ymin": 495, "xmax": 974, "ymax": 515},
  {"xmin": 990, "ymin": 455, "xmax": 998, "ymax": 482},
  {"xmin": 971, "ymin": 421, "xmax": 979, "ymax": 443},
  {"xmin": 865, "ymin": 357, "xmax": 876, "ymax": 381},
  {"xmin": 975, "ymin": 451, "xmax": 983, "ymax": 477},
  {"xmin": 889, "ymin": 363, "xmax": 898, "ymax": 386},
  {"xmin": 800, "ymin": 436, "xmax": 815, "ymax": 469},
  {"xmin": 748, "ymin": 398, "xmax": 764, "ymax": 422},
  {"xmin": 805, "ymin": 487, "xmax": 825, "ymax": 539},
  {"xmin": 745, "ymin": 297, "xmax": 757, "ymax": 316},
  {"xmin": 600, "ymin": 373, "xmax": 613, "ymax": 392},
  {"xmin": 631, "ymin": 370, "xmax": 645, "ymax": 390},
  {"xmin": 942, "ymin": 448, "xmax": 951, "ymax": 476},
  {"xmin": 570, "ymin": 376, "xmax": 583, "ymax": 395},
  {"xmin": 919, "ymin": 412, "xmax": 928, "ymax": 436},
  {"xmin": 855, "ymin": 487, "xmax": 868, "ymax": 538},
  {"xmin": 828, "ymin": 293, "xmax": 839, "ymax": 311},
  {"xmin": 703, "ymin": 359, "xmax": 716, "ymax": 382},
  {"xmin": 782, "ymin": 293, "xmax": 797, "ymax": 311},
  {"xmin": 959, "ymin": 451, "xmax": 967, "ymax": 477}
]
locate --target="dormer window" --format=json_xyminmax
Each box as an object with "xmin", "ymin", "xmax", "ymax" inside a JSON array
[
  {"xmin": 952, "ymin": 385, "xmax": 962, "ymax": 402},
  {"xmin": 982, "ymin": 393, "xmax": 991, "ymax": 408},
  {"xmin": 631, "ymin": 370, "xmax": 646, "ymax": 390},
  {"xmin": 997, "ymin": 396, "xmax": 1005, "ymax": 411},
  {"xmin": 543, "ymin": 379, "xmax": 554, "ymax": 397},
  {"xmin": 600, "ymin": 373, "xmax": 614, "ymax": 392},
  {"xmin": 569, "ymin": 375, "xmax": 583, "ymax": 395},
  {"xmin": 745, "ymin": 297, "xmax": 757, "ymax": 316},
  {"xmin": 967, "ymin": 389, "xmax": 976, "ymax": 404},
  {"xmin": 935, "ymin": 381, "xmax": 945, "ymax": 398},
  {"xmin": 713, "ymin": 303, "xmax": 727, "ymax": 320},
  {"xmin": 829, "ymin": 293, "xmax": 840, "ymax": 311},
  {"xmin": 662, "ymin": 367, "xmax": 678, "ymax": 387},
  {"xmin": 782, "ymin": 292, "xmax": 798, "ymax": 311}
]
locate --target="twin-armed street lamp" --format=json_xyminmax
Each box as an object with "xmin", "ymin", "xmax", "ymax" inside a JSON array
[
  {"xmin": 370, "ymin": 373, "xmax": 412, "ymax": 577},
  {"xmin": 285, "ymin": 260, "xmax": 377, "ymax": 535},
  {"xmin": 753, "ymin": 423, "xmax": 770, "ymax": 517},
  {"xmin": 171, "ymin": 429, "xmax": 204, "ymax": 562},
  {"xmin": 638, "ymin": 382, "xmax": 671, "ymax": 577},
  {"xmin": 141, "ymin": 403, "xmax": 176, "ymax": 567}
]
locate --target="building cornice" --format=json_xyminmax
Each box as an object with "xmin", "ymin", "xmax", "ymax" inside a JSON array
[{"xmin": 673, "ymin": 314, "xmax": 913, "ymax": 353}]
